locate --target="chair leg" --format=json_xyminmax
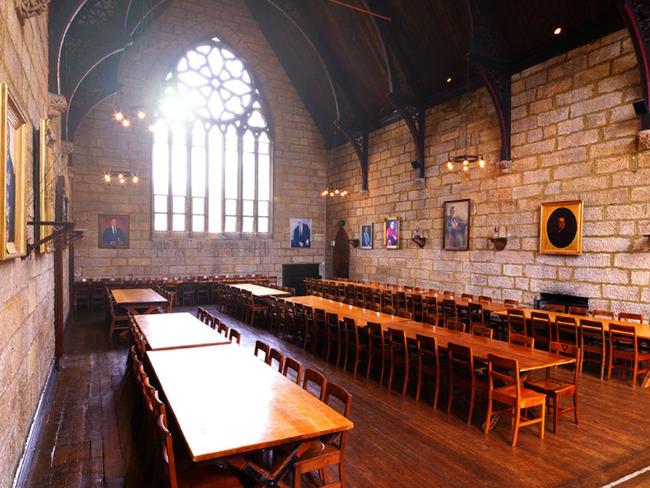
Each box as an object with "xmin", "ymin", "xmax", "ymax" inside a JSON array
[
  {"xmin": 339, "ymin": 462, "xmax": 346, "ymax": 487},
  {"xmin": 573, "ymin": 392, "xmax": 579, "ymax": 425},
  {"xmin": 467, "ymin": 386, "xmax": 476, "ymax": 425},
  {"xmin": 366, "ymin": 344, "xmax": 373, "ymax": 378},
  {"xmin": 607, "ymin": 350, "xmax": 613, "ymax": 381},
  {"xmin": 446, "ymin": 376, "xmax": 453, "ymax": 415},
  {"xmin": 433, "ymin": 370, "xmax": 440, "ymax": 410},
  {"xmin": 632, "ymin": 358, "xmax": 638, "ymax": 390},
  {"xmin": 512, "ymin": 408, "xmax": 521, "ymax": 447},
  {"xmin": 600, "ymin": 346, "xmax": 606, "ymax": 380},
  {"xmin": 552, "ymin": 396, "xmax": 559, "ymax": 434},
  {"xmin": 539, "ymin": 401, "xmax": 546, "ymax": 440},
  {"xmin": 401, "ymin": 359, "xmax": 408, "ymax": 397},
  {"xmin": 484, "ymin": 397, "xmax": 492, "ymax": 435},
  {"xmin": 415, "ymin": 359, "xmax": 422, "ymax": 401},
  {"xmin": 388, "ymin": 354, "xmax": 394, "ymax": 392}
]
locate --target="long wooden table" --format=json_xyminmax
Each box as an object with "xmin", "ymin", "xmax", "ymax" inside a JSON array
[
  {"xmin": 133, "ymin": 312, "xmax": 230, "ymax": 350},
  {"xmin": 148, "ymin": 345, "xmax": 353, "ymax": 483},
  {"xmin": 492, "ymin": 307, "xmax": 650, "ymax": 340},
  {"xmin": 110, "ymin": 288, "xmax": 168, "ymax": 314},
  {"xmin": 383, "ymin": 320, "xmax": 575, "ymax": 373},
  {"xmin": 230, "ymin": 283, "xmax": 292, "ymax": 297},
  {"xmin": 284, "ymin": 295, "xmax": 411, "ymax": 325}
]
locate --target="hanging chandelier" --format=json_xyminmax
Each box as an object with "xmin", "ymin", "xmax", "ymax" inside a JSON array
[
  {"xmin": 445, "ymin": 52, "xmax": 488, "ymax": 174},
  {"xmin": 321, "ymin": 188, "xmax": 349, "ymax": 197}
]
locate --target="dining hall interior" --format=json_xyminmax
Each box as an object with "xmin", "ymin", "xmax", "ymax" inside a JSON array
[{"xmin": 3, "ymin": 0, "xmax": 650, "ymax": 487}]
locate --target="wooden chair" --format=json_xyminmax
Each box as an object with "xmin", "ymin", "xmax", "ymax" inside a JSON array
[
  {"xmin": 608, "ymin": 323, "xmax": 650, "ymax": 388},
  {"xmin": 266, "ymin": 348, "xmax": 285, "ymax": 372},
  {"xmin": 472, "ymin": 325, "xmax": 493, "ymax": 338},
  {"xmin": 411, "ymin": 294, "xmax": 424, "ymax": 322},
  {"xmin": 423, "ymin": 295, "xmax": 439, "ymax": 326},
  {"xmin": 555, "ymin": 316, "xmax": 578, "ymax": 346},
  {"xmin": 229, "ymin": 328, "xmax": 241, "ymax": 344},
  {"xmin": 108, "ymin": 298, "xmax": 130, "ymax": 340},
  {"xmin": 291, "ymin": 382, "xmax": 352, "ymax": 488},
  {"xmin": 525, "ymin": 342, "xmax": 580, "ymax": 433},
  {"xmin": 531, "ymin": 311, "xmax": 552, "ymax": 351},
  {"xmin": 282, "ymin": 357, "xmax": 304, "ymax": 385},
  {"xmin": 218, "ymin": 321, "xmax": 230, "ymax": 338},
  {"xmin": 387, "ymin": 328, "xmax": 416, "ymax": 396},
  {"xmin": 248, "ymin": 292, "xmax": 268, "ymax": 327},
  {"xmin": 302, "ymin": 368, "xmax": 327, "ymax": 401},
  {"xmin": 442, "ymin": 299, "xmax": 457, "ymax": 325},
  {"xmin": 504, "ymin": 299, "xmax": 519, "ymax": 308},
  {"xmin": 468, "ymin": 302, "xmax": 484, "ymax": 332},
  {"xmin": 446, "ymin": 320, "xmax": 466, "ymax": 333},
  {"xmin": 484, "ymin": 354, "xmax": 546, "ymax": 447},
  {"xmin": 447, "ymin": 342, "xmax": 487, "ymax": 425},
  {"xmin": 343, "ymin": 318, "xmax": 369, "ymax": 376},
  {"xmin": 415, "ymin": 334, "xmax": 440, "ymax": 408},
  {"xmin": 456, "ymin": 303, "xmax": 470, "ymax": 330},
  {"xmin": 254, "ymin": 340, "xmax": 270, "ymax": 362},
  {"xmin": 591, "ymin": 309, "xmax": 614, "ymax": 320},
  {"xmin": 313, "ymin": 308, "xmax": 327, "ymax": 356},
  {"xmin": 366, "ymin": 322, "xmax": 387, "ymax": 383},
  {"xmin": 509, "ymin": 333, "xmax": 534, "ymax": 350},
  {"xmin": 461, "ymin": 293, "xmax": 474, "ymax": 301},
  {"xmin": 579, "ymin": 318, "xmax": 606, "ymax": 380},
  {"xmin": 394, "ymin": 291, "xmax": 409, "ymax": 317},
  {"xmin": 381, "ymin": 291, "xmax": 396, "ymax": 315},
  {"xmin": 618, "ymin": 312, "xmax": 643, "ymax": 323},
  {"xmin": 325, "ymin": 312, "xmax": 343, "ymax": 366},
  {"xmin": 545, "ymin": 303, "xmax": 566, "ymax": 313},
  {"xmin": 507, "ymin": 309, "xmax": 526, "ymax": 339},
  {"xmin": 568, "ymin": 306, "xmax": 588, "ymax": 316},
  {"xmin": 478, "ymin": 296, "xmax": 492, "ymax": 304}
]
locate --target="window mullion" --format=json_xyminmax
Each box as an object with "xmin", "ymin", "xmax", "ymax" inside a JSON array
[
  {"xmin": 254, "ymin": 134, "xmax": 259, "ymax": 233},
  {"xmin": 204, "ymin": 125, "xmax": 209, "ymax": 233},
  {"xmin": 237, "ymin": 129, "xmax": 243, "ymax": 233},
  {"xmin": 167, "ymin": 127, "xmax": 172, "ymax": 232},
  {"xmin": 221, "ymin": 128, "xmax": 226, "ymax": 233},
  {"xmin": 186, "ymin": 124, "xmax": 192, "ymax": 234}
]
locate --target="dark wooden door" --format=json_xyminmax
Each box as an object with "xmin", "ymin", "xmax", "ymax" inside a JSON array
[{"xmin": 333, "ymin": 226, "xmax": 350, "ymax": 278}]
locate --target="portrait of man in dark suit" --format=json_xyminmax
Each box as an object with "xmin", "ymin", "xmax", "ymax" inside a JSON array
[
  {"xmin": 290, "ymin": 218, "xmax": 311, "ymax": 248},
  {"xmin": 361, "ymin": 223, "xmax": 373, "ymax": 249},
  {"xmin": 98, "ymin": 215, "xmax": 129, "ymax": 248},
  {"xmin": 546, "ymin": 208, "xmax": 577, "ymax": 249}
]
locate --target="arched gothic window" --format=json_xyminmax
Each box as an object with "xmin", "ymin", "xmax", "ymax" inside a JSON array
[{"xmin": 152, "ymin": 37, "xmax": 271, "ymax": 234}]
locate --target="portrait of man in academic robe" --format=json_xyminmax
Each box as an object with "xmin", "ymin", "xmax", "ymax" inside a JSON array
[
  {"xmin": 290, "ymin": 218, "xmax": 312, "ymax": 248},
  {"xmin": 98, "ymin": 214, "xmax": 130, "ymax": 248}
]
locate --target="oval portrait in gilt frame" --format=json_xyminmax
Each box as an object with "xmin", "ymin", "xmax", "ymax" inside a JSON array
[{"xmin": 539, "ymin": 200, "xmax": 583, "ymax": 255}]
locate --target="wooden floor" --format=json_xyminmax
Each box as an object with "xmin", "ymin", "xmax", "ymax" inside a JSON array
[{"xmin": 21, "ymin": 306, "xmax": 650, "ymax": 487}]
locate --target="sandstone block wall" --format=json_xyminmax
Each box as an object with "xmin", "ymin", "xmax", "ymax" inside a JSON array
[
  {"xmin": 72, "ymin": 0, "xmax": 327, "ymax": 282},
  {"xmin": 0, "ymin": 3, "xmax": 67, "ymax": 485},
  {"xmin": 326, "ymin": 30, "xmax": 650, "ymax": 316}
]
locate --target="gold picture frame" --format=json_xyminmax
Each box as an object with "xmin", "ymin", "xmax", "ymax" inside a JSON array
[
  {"xmin": 39, "ymin": 119, "xmax": 54, "ymax": 253},
  {"xmin": 0, "ymin": 83, "xmax": 28, "ymax": 260},
  {"xmin": 384, "ymin": 217, "xmax": 399, "ymax": 249},
  {"xmin": 539, "ymin": 200, "xmax": 583, "ymax": 255}
]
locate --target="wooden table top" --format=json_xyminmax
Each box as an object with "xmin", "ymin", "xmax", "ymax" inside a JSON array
[
  {"xmin": 284, "ymin": 296, "xmax": 411, "ymax": 325},
  {"xmin": 133, "ymin": 312, "xmax": 231, "ymax": 350},
  {"xmin": 110, "ymin": 288, "xmax": 167, "ymax": 305},
  {"xmin": 492, "ymin": 307, "xmax": 650, "ymax": 339},
  {"xmin": 230, "ymin": 283, "xmax": 291, "ymax": 297},
  {"xmin": 383, "ymin": 320, "xmax": 574, "ymax": 372},
  {"xmin": 147, "ymin": 345, "xmax": 353, "ymax": 461}
]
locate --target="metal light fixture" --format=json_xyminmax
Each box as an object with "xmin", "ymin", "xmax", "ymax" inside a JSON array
[
  {"xmin": 321, "ymin": 188, "xmax": 348, "ymax": 197},
  {"xmin": 103, "ymin": 170, "xmax": 140, "ymax": 184}
]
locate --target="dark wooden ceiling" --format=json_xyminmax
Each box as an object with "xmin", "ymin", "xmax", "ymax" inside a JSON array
[{"xmin": 50, "ymin": 0, "xmax": 624, "ymax": 144}]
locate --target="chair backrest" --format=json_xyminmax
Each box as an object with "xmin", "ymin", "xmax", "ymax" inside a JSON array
[
  {"xmin": 446, "ymin": 320, "xmax": 466, "ymax": 332},
  {"xmin": 509, "ymin": 333, "xmax": 534, "ymax": 349},
  {"xmin": 609, "ymin": 323, "xmax": 637, "ymax": 350},
  {"xmin": 531, "ymin": 311, "xmax": 551, "ymax": 344},
  {"xmin": 579, "ymin": 318, "xmax": 605, "ymax": 343},
  {"xmin": 507, "ymin": 309, "xmax": 526, "ymax": 335},
  {"xmin": 478, "ymin": 295, "xmax": 492, "ymax": 304},
  {"xmin": 468, "ymin": 302, "xmax": 484, "ymax": 327},
  {"xmin": 548, "ymin": 341, "xmax": 580, "ymax": 385},
  {"xmin": 448, "ymin": 342, "xmax": 474, "ymax": 380},
  {"xmin": 324, "ymin": 382, "xmax": 352, "ymax": 450},
  {"xmin": 217, "ymin": 321, "xmax": 230, "ymax": 337},
  {"xmin": 303, "ymin": 368, "xmax": 327, "ymax": 401},
  {"xmin": 555, "ymin": 315, "xmax": 577, "ymax": 345},
  {"xmin": 504, "ymin": 299, "xmax": 519, "ymax": 308},
  {"xmin": 461, "ymin": 293, "xmax": 474, "ymax": 301},
  {"xmin": 416, "ymin": 334, "xmax": 438, "ymax": 362},
  {"xmin": 472, "ymin": 325, "xmax": 493, "ymax": 338},
  {"xmin": 254, "ymin": 340, "xmax": 270, "ymax": 361},
  {"xmin": 326, "ymin": 312, "xmax": 340, "ymax": 330},
  {"xmin": 545, "ymin": 303, "xmax": 566, "ymax": 313},
  {"xmin": 423, "ymin": 296, "xmax": 438, "ymax": 326},
  {"xmin": 618, "ymin": 312, "xmax": 643, "ymax": 324},
  {"xmin": 282, "ymin": 356, "xmax": 304, "ymax": 385},
  {"xmin": 591, "ymin": 309, "xmax": 614, "ymax": 320},
  {"xmin": 568, "ymin": 306, "xmax": 588, "ymax": 316},
  {"xmin": 155, "ymin": 413, "xmax": 178, "ymax": 488},
  {"xmin": 487, "ymin": 353, "xmax": 520, "ymax": 398},
  {"xmin": 266, "ymin": 348, "xmax": 285, "ymax": 372},
  {"xmin": 343, "ymin": 317, "xmax": 358, "ymax": 342},
  {"xmin": 228, "ymin": 328, "xmax": 241, "ymax": 344},
  {"xmin": 388, "ymin": 328, "xmax": 407, "ymax": 353}
]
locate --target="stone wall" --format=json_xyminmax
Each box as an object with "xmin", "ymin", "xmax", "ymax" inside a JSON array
[
  {"xmin": 71, "ymin": 0, "xmax": 327, "ymax": 282},
  {"xmin": 326, "ymin": 29, "xmax": 650, "ymax": 316},
  {"xmin": 0, "ymin": 3, "xmax": 64, "ymax": 485}
]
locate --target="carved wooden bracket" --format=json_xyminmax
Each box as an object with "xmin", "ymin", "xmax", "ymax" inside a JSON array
[
  {"xmin": 388, "ymin": 95, "xmax": 425, "ymax": 179},
  {"xmin": 16, "ymin": 0, "xmax": 51, "ymax": 20},
  {"xmin": 48, "ymin": 93, "xmax": 68, "ymax": 118},
  {"xmin": 620, "ymin": 0, "xmax": 650, "ymax": 130},
  {"xmin": 334, "ymin": 120, "xmax": 369, "ymax": 191}
]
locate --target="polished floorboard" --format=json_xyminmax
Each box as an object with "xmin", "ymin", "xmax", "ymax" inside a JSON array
[{"xmin": 21, "ymin": 306, "xmax": 650, "ymax": 487}]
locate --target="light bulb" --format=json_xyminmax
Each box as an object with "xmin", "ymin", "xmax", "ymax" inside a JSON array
[
  {"xmin": 463, "ymin": 165, "xmax": 469, "ymax": 172},
  {"xmin": 554, "ymin": 27, "xmax": 562, "ymax": 35},
  {"xmin": 446, "ymin": 77, "xmax": 452, "ymax": 83},
  {"xmin": 118, "ymin": 173, "xmax": 124, "ymax": 179},
  {"xmin": 132, "ymin": 175, "xmax": 139, "ymax": 183},
  {"xmin": 321, "ymin": 190, "xmax": 328, "ymax": 197},
  {"xmin": 119, "ymin": 177, "xmax": 126, "ymax": 184},
  {"xmin": 104, "ymin": 173, "xmax": 111, "ymax": 183},
  {"xmin": 114, "ymin": 111, "xmax": 124, "ymax": 122},
  {"xmin": 329, "ymin": 192, "xmax": 334, "ymax": 197},
  {"xmin": 122, "ymin": 119, "xmax": 131, "ymax": 128},
  {"xmin": 334, "ymin": 189, "xmax": 340, "ymax": 194},
  {"xmin": 447, "ymin": 161, "xmax": 454, "ymax": 170},
  {"xmin": 463, "ymin": 159, "xmax": 469, "ymax": 166},
  {"xmin": 479, "ymin": 157, "xmax": 486, "ymax": 168},
  {"xmin": 148, "ymin": 124, "xmax": 155, "ymax": 132},
  {"xmin": 137, "ymin": 110, "xmax": 146, "ymax": 120}
]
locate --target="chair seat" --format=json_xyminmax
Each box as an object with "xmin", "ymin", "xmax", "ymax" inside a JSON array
[
  {"xmin": 493, "ymin": 385, "xmax": 546, "ymax": 408},
  {"xmin": 176, "ymin": 461, "xmax": 244, "ymax": 488},
  {"xmin": 525, "ymin": 378, "xmax": 575, "ymax": 396},
  {"xmin": 294, "ymin": 443, "xmax": 343, "ymax": 473}
]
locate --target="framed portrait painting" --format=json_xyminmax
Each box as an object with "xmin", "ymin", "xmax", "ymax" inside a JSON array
[
  {"xmin": 0, "ymin": 83, "xmax": 28, "ymax": 260},
  {"xmin": 360, "ymin": 223, "xmax": 373, "ymax": 249},
  {"xmin": 290, "ymin": 218, "xmax": 312, "ymax": 248},
  {"xmin": 443, "ymin": 199, "xmax": 470, "ymax": 251},
  {"xmin": 539, "ymin": 200, "xmax": 583, "ymax": 255},
  {"xmin": 384, "ymin": 218, "xmax": 399, "ymax": 249},
  {"xmin": 98, "ymin": 214, "xmax": 130, "ymax": 249},
  {"xmin": 37, "ymin": 119, "xmax": 54, "ymax": 253}
]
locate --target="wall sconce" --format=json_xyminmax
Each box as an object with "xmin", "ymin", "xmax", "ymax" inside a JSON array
[
  {"xmin": 103, "ymin": 170, "xmax": 139, "ymax": 184},
  {"xmin": 350, "ymin": 238, "xmax": 360, "ymax": 248},
  {"xmin": 489, "ymin": 225, "xmax": 508, "ymax": 251},
  {"xmin": 411, "ymin": 226, "xmax": 427, "ymax": 248}
]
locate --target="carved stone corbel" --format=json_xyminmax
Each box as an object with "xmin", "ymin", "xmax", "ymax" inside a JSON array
[
  {"xmin": 61, "ymin": 141, "xmax": 75, "ymax": 155},
  {"xmin": 16, "ymin": 0, "xmax": 51, "ymax": 20},
  {"xmin": 639, "ymin": 129, "xmax": 650, "ymax": 152},
  {"xmin": 48, "ymin": 93, "xmax": 68, "ymax": 118}
]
